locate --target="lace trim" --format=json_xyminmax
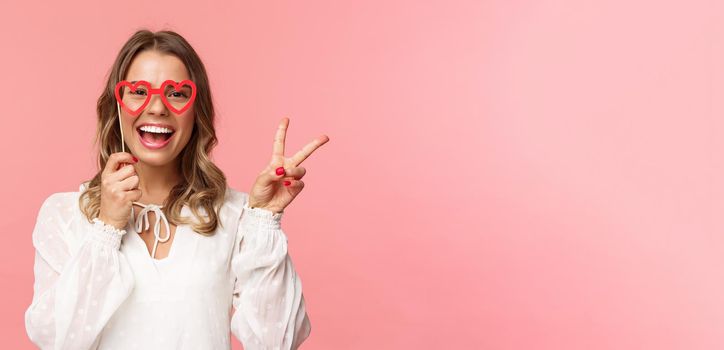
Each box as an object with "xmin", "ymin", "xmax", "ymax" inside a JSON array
[
  {"xmin": 91, "ymin": 218, "xmax": 126, "ymax": 249},
  {"xmin": 242, "ymin": 202, "xmax": 283, "ymax": 229},
  {"xmin": 92, "ymin": 217, "xmax": 127, "ymax": 235}
]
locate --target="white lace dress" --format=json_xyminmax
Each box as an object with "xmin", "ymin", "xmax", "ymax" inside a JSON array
[{"xmin": 24, "ymin": 182, "xmax": 311, "ymax": 349}]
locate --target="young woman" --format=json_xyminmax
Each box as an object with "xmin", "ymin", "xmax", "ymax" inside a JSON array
[{"xmin": 24, "ymin": 29, "xmax": 328, "ymax": 349}]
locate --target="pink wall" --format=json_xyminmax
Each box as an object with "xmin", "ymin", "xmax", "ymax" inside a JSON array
[{"xmin": 1, "ymin": 0, "xmax": 723, "ymax": 349}]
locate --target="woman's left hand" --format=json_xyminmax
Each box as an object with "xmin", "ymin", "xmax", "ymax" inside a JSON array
[{"xmin": 248, "ymin": 117, "xmax": 330, "ymax": 214}]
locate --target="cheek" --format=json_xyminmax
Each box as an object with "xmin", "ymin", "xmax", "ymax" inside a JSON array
[
  {"xmin": 177, "ymin": 111, "xmax": 195, "ymax": 132},
  {"xmin": 122, "ymin": 115, "xmax": 136, "ymax": 132},
  {"xmin": 172, "ymin": 111, "xmax": 195, "ymax": 147}
]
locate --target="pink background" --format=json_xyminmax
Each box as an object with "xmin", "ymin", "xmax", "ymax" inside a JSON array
[{"xmin": 1, "ymin": 0, "xmax": 723, "ymax": 349}]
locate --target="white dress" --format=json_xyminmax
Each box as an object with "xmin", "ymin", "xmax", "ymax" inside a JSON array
[{"xmin": 24, "ymin": 182, "xmax": 312, "ymax": 350}]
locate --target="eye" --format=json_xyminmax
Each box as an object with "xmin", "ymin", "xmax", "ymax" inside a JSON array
[
  {"xmin": 168, "ymin": 89, "xmax": 189, "ymax": 99},
  {"xmin": 129, "ymin": 89, "xmax": 147, "ymax": 96}
]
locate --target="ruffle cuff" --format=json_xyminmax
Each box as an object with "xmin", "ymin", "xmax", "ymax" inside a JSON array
[
  {"xmin": 242, "ymin": 202, "xmax": 283, "ymax": 230},
  {"xmin": 91, "ymin": 217, "xmax": 126, "ymax": 250}
]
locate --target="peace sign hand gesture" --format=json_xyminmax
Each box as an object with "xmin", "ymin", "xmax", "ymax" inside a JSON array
[{"xmin": 248, "ymin": 118, "xmax": 330, "ymax": 214}]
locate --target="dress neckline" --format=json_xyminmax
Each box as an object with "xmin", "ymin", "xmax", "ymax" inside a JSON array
[{"xmin": 130, "ymin": 201, "xmax": 178, "ymax": 262}]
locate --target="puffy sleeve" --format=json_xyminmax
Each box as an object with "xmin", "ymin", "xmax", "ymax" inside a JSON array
[
  {"xmin": 230, "ymin": 195, "xmax": 312, "ymax": 349},
  {"xmin": 24, "ymin": 192, "xmax": 135, "ymax": 350}
]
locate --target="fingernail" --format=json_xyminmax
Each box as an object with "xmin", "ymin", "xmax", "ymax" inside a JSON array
[
  {"xmin": 284, "ymin": 180, "xmax": 291, "ymax": 186},
  {"xmin": 132, "ymin": 156, "xmax": 138, "ymax": 162},
  {"xmin": 276, "ymin": 167, "xmax": 285, "ymax": 176}
]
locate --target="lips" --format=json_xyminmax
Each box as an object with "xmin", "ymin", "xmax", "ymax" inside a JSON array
[{"xmin": 136, "ymin": 123, "xmax": 175, "ymax": 150}]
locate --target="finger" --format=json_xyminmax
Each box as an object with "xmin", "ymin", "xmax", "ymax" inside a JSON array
[
  {"xmin": 116, "ymin": 162, "xmax": 134, "ymax": 171},
  {"xmin": 104, "ymin": 152, "xmax": 137, "ymax": 176},
  {"xmin": 281, "ymin": 166, "xmax": 306, "ymax": 180},
  {"xmin": 125, "ymin": 188, "xmax": 142, "ymax": 202},
  {"xmin": 108, "ymin": 161, "xmax": 137, "ymax": 182},
  {"xmin": 284, "ymin": 179, "xmax": 305, "ymax": 191},
  {"xmin": 261, "ymin": 164, "xmax": 298, "ymax": 186},
  {"xmin": 271, "ymin": 117, "xmax": 289, "ymax": 165},
  {"xmin": 118, "ymin": 174, "xmax": 140, "ymax": 191},
  {"xmin": 289, "ymin": 135, "xmax": 329, "ymax": 167},
  {"xmin": 110, "ymin": 153, "xmax": 137, "ymax": 172}
]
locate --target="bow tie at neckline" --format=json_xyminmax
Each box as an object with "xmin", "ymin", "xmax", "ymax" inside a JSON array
[{"xmin": 130, "ymin": 201, "xmax": 171, "ymax": 259}]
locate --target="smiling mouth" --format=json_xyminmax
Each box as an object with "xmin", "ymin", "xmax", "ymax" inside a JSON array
[{"xmin": 137, "ymin": 127, "xmax": 175, "ymax": 146}]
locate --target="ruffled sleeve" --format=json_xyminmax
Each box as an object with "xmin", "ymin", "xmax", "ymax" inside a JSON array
[
  {"xmin": 24, "ymin": 191, "xmax": 135, "ymax": 349},
  {"xmin": 230, "ymin": 195, "xmax": 311, "ymax": 349}
]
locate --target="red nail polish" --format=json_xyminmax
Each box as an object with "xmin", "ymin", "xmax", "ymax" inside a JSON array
[
  {"xmin": 276, "ymin": 167, "xmax": 285, "ymax": 176},
  {"xmin": 284, "ymin": 180, "xmax": 291, "ymax": 186},
  {"xmin": 132, "ymin": 156, "xmax": 138, "ymax": 162}
]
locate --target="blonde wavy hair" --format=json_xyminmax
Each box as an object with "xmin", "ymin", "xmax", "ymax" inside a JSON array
[{"xmin": 79, "ymin": 29, "xmax": 228, "ymax": 235}]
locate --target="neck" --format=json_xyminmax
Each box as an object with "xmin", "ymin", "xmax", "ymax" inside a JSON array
[{"xmin": 133, "ymin": 158, "xmax": 183, "ymax": 204}]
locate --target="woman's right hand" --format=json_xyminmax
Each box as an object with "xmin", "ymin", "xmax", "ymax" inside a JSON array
[{"xmin": 97, "ymin": 152, "xmax": 142, "ymax": 230}]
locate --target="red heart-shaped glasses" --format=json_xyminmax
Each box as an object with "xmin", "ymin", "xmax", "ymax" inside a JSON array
[{"xmin": 114, "ymin": 79, "xmax": 197, "ymax": 117}]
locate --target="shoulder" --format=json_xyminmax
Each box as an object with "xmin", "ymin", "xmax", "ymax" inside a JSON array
[
  {"xmin": 213, "ymin": 186, "xmax": 250, "ymax": 235},
  {"xmin": 31, "ymin": 183, "xmax": 86, "ymax": 257},
  {"xmin": 35, "ymin": 180, "xmax": 100, "ymax": 235},
  {"xmin": 223, "ymin": 186, "xmax": 250, "ymax": 217},
  {"xmin": 36, "ymin": 183, "xmax": 85, "ymax": 223}
]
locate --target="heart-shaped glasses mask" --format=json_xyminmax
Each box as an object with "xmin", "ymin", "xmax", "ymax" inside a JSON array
[{"xmin": 114, "ymin": 79, "xmax": 197, "ymax": 117}]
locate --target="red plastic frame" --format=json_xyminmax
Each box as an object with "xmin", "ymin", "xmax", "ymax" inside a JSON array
[{"xmin": 114, "ymin": 79, "xmax": 197, "ymax": 117}]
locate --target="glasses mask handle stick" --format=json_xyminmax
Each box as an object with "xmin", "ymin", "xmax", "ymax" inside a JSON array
[
  {"xmin": 116, "ymin": 101, "xmax": 142, "ymax": 218},
  {"xmin": 117, "ymin": 101, "xmax": 126, "ymax": 153}
]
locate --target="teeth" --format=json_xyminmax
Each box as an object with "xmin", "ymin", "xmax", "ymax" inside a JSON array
[{"xmin": 139, "ymin": 125, "xmax": 174, "ymax": 134}]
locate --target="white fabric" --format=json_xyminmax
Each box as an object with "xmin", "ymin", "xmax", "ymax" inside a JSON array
[
  {"xmin": 130, "ymin": 202, "xmax": 171, "ymax": 259},
  {"xmin": 24, "ymin": 182, "xmax": 312, "ymax": 349}
]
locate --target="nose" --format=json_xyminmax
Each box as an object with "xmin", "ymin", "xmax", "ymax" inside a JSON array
[{"xmin": 145, "ymin": 92, "xmax": 168, "ymax": 117}]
